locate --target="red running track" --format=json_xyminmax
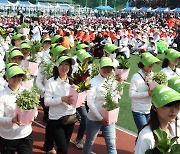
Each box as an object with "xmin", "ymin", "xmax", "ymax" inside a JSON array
[{"xmin": 33, "ymin": 107, "xmax": 136, "ymax": 154}]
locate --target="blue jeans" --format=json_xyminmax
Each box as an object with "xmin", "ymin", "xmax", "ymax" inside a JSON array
[
  {"xmin": 132, "ymin": 111, "xmax": 150, "ymax": 132},
  {"xmin": 83, "ymin": 119, "xmax": 117, "ymax": 154},
  {"xmin": 76, "ymin": 106, "xmax": 88, "ymax": 140}
]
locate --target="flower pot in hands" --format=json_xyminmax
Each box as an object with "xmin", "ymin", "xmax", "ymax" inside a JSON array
[
  {"xmin": 21, "ymin": 79, "xmax": 34, "ymax": 90},
  {"xmin": 115, "ymin": 68, "xmax": 130, "ymax": 81},
  {"xmin": 16, "ymin": 106, "xmax": 36, "ymax": 125},
  {"xmin": 21, "ymin": 28, "xmax": 30, "ymax": 36},
  {"xmin": 100, "ymin": 107, "xmax": 120, "ymax": 125},
  {"xmin": 149, "ymin": 81, "xmax": 159, "ymax": 90},
  {"xmin": 69, "ymin": 87, "xmax": 87, "ymax": 108},
  {"xmin": 23, "ymin": 60, "xmax": 38, "ymax": 76}
]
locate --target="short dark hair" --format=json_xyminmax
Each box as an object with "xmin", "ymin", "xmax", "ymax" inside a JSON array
[
  {"xmin": 53, "ymin": 59, "xmax": 73, "ymax": 83},
  {"xmin": 138, "ymin": 62, "xmax": 144, "ymax": 68},
  {"xmin": 162, "ymin": 58, "xmax": 169, "ymax": 68}
]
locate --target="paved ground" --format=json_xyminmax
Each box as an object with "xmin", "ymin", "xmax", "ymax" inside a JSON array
[{"xmin": 32, "ymin": 107, "xmax": 136, "ymax": 154}]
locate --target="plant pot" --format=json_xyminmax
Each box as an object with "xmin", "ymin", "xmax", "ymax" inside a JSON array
[
  {"xmin": 21, "ymin": 28, "xmax": 30, "ymax": 35},
  {"xmin": 21, "ymin": 80, "xmax": 33, "ymax": 90},
  {"xmin": 23, "ymin": 60, "xmax": 38, "ymax": 76},
  {"xmin": 16, "ymin": 106, "xmax": 36, "ymax": 125},
  {"xmin": 69, "ymin": 87, "xmax": 87, "ymax": 108},
  {"xmin": 115, "ymin": 68, "xmax": 130, "ymax": 81},
  {"xmin": 100, "ymin": 107, "xmax": 120, "ymax": 125},
  {"xmin": 149, "ymin": 81, "xmax": 159, "ymax": 90}
]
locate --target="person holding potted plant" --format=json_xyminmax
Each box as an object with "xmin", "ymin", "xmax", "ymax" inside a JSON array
[
  {"xmin": 44, "ymin": 55, "xmax": 76, "ymax": 154},
  {"xmin": 129, "ymin": 52, "xmax": 160, "ymax": 132},
  {"xmin": 135, "ymin": 85, "xmax": 180, "ymax": 154},
  {"xmin": 161, "ymin": 49, "xmax": 180, "ymax": 80},
  {"xmin": 0, "ymin": 65, "xmax": 34, "ymax": 154},
  {"xmin": 72, "ymin": 49, "xmax": 92, "ymax": 149},
  {"xmin": 83, "ymin": 57, "xmax": 121, "ymax": 154}
]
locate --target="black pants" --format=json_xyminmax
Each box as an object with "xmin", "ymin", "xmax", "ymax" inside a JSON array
[
  {"xmin": 0, "ymin": 133, "xmax": 33, "ymax": 154},
  {"xmin": 46, "ymin": 119, "xmax": 74, "ymax": 154},
  {"xmin": 40, "ymin": 97, "xmax": 49, "ymax": 122}
]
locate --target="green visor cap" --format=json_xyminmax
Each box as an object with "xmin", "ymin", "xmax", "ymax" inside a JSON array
[
  {"xmin": 56, "ymin": 56, "xmax": 75, "ymax": 66},
  {"xmin": 6, "ymin": 65, "xmax": 25, "ymax": 80},
  {"xmin": 6, "ymin": 63, "xmax": 18, "ymax": 69},
  {"xmin": 166, "ymin": 49, "xmax": 180, "ymax": 61},
  {"xmin": 140, "ymin": 52, "xmax": 160, "ymax": 66},
  {"xmin": 9, "ymin": 50, "xmax": 24, "ymax": 59},
  {"xmin": 104, "ymin": 43, "xmax": 119, "ymax": 53},
  {"xmin": 50, "ymin": 45, "xmax": 67, "ymax": 56},
  {"xmin": 168, "ymin": 76, "xmax": 180, "ymax": 93},
  {"xmin": 12, "ymin": 33, "xmax": 23, "ymax": 40},
  {"xmin": 100, "ymin": 57, "xmax": 114, "ymax": 68},
  {"xmin": 42, "ymin": 37, "xmax": 51, "ymax": 44},
  {"xmin": 51, "ymin": 35, "xmax": 61, "ymax": 43},
  {"xmin": 152, "ymin": 85, "xmax": 180, "ymax": 108},
  {"xmin": 76, "ymin": 43, "xmax": 89, "ymax": 50},
  {"xmin": 20, "ymin": 43, "xmax": 31, "ymax": 49},
  {"xmin": 77, "ymin": 49, "xmax": 92, "ymax": 62}
]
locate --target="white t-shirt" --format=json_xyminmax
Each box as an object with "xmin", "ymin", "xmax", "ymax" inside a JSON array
[
  {"xmin": 135, "ymin": 122, "xmax": 180, "ymax": 154},
  {"xmin": 129, "ymin": 69, "xmax": 153, "ymax": 114},
  {"xmin": 161, "ymin": 66, "xmax": 180, "ymax": 80},
  {"xmin": 0, "ymin": 86, "xmax": 32, "ymax": 139}
]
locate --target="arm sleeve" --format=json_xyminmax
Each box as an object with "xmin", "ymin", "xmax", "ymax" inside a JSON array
[
  {"xmin": 0, "ymin": 98, "xmax": 13, "ymax": 125},
  {"xmin": 134, "ymin": 135, "xmax": 152, "ymax": 154},
  {"xmin": 87, "ymin": 87, "xmax": 103, "ymax": 121},
  {"xmin": 36, "ymin": 67, "xmax": 45, "ymax": 93},
  {"xmin": 129, "ymin": 76, "xmax": 149, "ymax": 99},
  {"xmin": 44, "ymin": 80, "xmax": 62, "ymax": 107}
]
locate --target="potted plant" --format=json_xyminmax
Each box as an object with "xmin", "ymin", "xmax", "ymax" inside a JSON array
[
  {"xmin": 0, "ymin": 27, "xmax": 8, "ymax": 41},
  {"xmin": 15, "ymin": 90, "xmax": 39, "ymax": 125},
  {"xmin": 40, "ymin": 61, "xmax": 54, "ymax": 79},
  {"xmin": 91, "ymin": 58, "xmax": 100, "ymax": 78},
  {"xmin": 145, "ymin": 128, "xmax": 180, "ymax": 154},
  {"xmin": 23, "ymin": 41, "xmax": 42, "ymax": 75},
  {"xmin": 70, "ymin": 62, "xmax": 91, "ymax": 108},
  {"xmin": 115, "ymin": 55, "xmax": 130, "ymax": 80},
  {"xmin": 21, "ymin": 67, "xmax": 33, "ymax": 89},
  {"xmin": 100, "ymin": 74, "xmax": 124, "ymax": 125},
  {"xmin": 21, "ymin": 23, "xmax": 30, "ymax": 35},
  {"xmin": 149, "ymin": 72, "xmax": 168, "ymax": 90}
]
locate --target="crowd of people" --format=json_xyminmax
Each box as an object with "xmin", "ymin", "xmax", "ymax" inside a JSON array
[{"xmin": 0, "ymin": 11, "xmax": 179, "ymax": 154}]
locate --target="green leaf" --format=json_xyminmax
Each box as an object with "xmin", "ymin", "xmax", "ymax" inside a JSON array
[{"xmin": 171, "ymin": 144, "xmax": 180, "ymax": 152}]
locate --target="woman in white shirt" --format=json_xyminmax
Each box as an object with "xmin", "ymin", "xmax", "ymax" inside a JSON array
[
  {"xmin": 129, "ymin": 52, "xmax": 160, "ymax": 132},
  {"xmin": 83, "ymin": 57, "xmax": 121, "ymax": 154},
  {"xmin": 161, "ymin": 49, "xmax": 180, "ymax": 80},
  {"xmin": 44, "ymin": 56, "xmax": 76, "ymax": 154},
  {"xmin": 135, "ymin": 85, "xmax": 180, "ymax": 154},
  {"xmin": 0, "ymin": 65, "xmax": 33, "ymax": 154}
]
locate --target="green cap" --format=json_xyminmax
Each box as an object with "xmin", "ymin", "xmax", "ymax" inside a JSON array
[
  {"xmin": 76, "ymin": 43, "xmax": 89, "ymax": 50},
  {"xmin": 9, "ymin": 50, "xmax": 24, "ymax": 59},
  {"xmin": 56, "ymin": 55, "xmax": 75, "ymax": 66},
  {"xmin": 77, "ymin": 49, "xmax": 92, "ymax": 62},
  {"xmin": 152, "ymin": 85, "xmax": 180, "ymax": 108},
  {"xmin": 20, "ymin": 43, "xmax": 31, "ymax": 49},
  {"xmin": 104, "ymin": 43, "xmax": 119, "ymax": 53},
  {"xmin": 12, "ymin": 33, "xmax": 23, "ymax": 40},
  {"xmin": 100, "ymin": 57, "xmax": 114, "ymax": 68},
  {"xmin": 50, "ymin": 45, "xmax": 67, "ymax": 56},
  {"xmin": 140, "ymin": 52, "xmax": 160, "ymax": 66},
  {"xmin": 42, "ymin": 37, "xmax": 51, "ymax": 44},
  {"xmin": 6, "ymin": 63, "xmax": 18, "ymax": 69},
  {"xmin": 168, "ymin": 76, "xmax": 180, "ymax": 93},
  {"xmin": 166, "ymin": 49, "xmax": 180, "ymax": 61},
  {"xmin": 51, "ymin": 35, "xmax": 61, "ymax": 43},
  {"xmin": 5, "ymin": 65, "xmax": 25, "ymax": 80}
]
